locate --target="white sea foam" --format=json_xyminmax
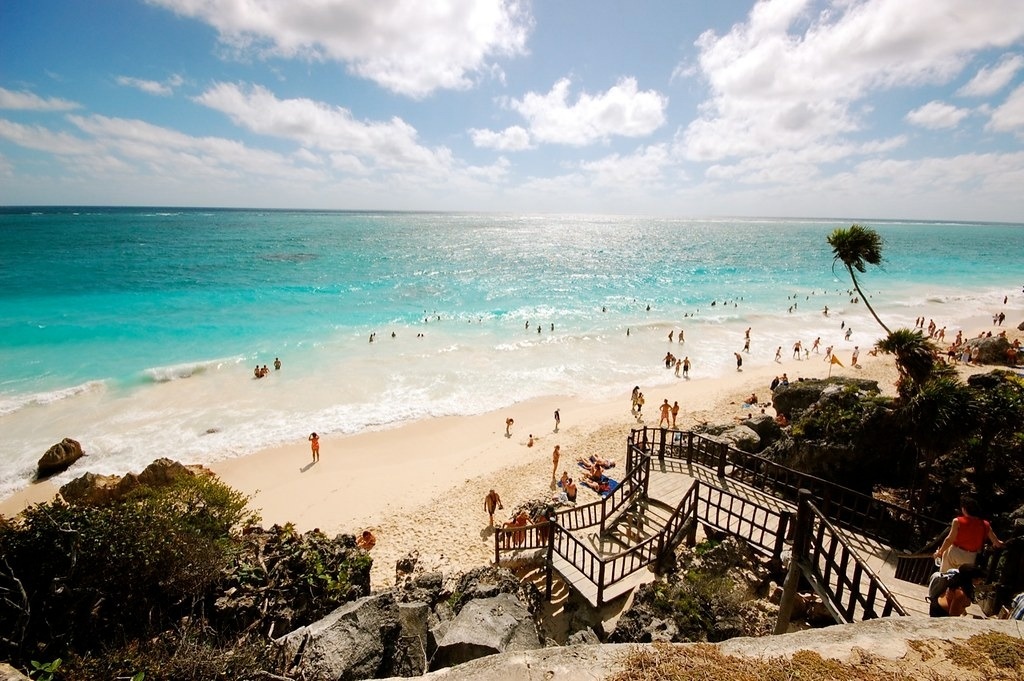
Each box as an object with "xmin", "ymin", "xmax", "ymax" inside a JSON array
[
  {"xmin": 141, "ymin": 356, "xmax": 245, "ymax": 383},
  {"xmin": 0, "ymin": 380, "xmax": 107, "ymax": 418}
]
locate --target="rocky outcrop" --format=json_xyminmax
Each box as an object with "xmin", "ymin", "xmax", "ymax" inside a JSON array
[
  {"xmin": 59, "ymin": 457, "xmax": 214, "ymax": 506},
  {"xmin": 274, "ymin": 563, "xmax": 542, "ymax": 679},
  {"xmin": 0, "ymin": 664, "xmax": 30, "ymax": 681},
  {"xmin": 771, "ymin": 377, "xmax": 879, "ymax": 420},
  {"xmin": 36, "ymin": 437, "xmax": 84, "ymax": 479},
  {"xmin": 740, "ymin": 413, "xmax": 784, "ymax": 449},
  {"xmin": 431, "ymin": 593, "xmax": 541, "ymax": 670},
  {"xmin": 704, "ymin": 424, "xmax": 761, "ymax": 452},
  {"xmin": 380, "ymin": 618, "xmax": 1024, "ymax": 681},
  {"xmin": 277, "ymin": 593, "xmax": 400, "ymax": 680},
  {"xmin": 966, "ymin": 334, "xmax": 1012, "ymax": 364}
]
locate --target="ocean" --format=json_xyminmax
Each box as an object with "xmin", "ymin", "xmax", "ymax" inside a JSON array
[{"xmin": 1, "ymin": 207, "xmax": 1021, "ymax": 501}]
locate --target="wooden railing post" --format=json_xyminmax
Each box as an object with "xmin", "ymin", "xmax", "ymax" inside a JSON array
[
  {"xmin": 686, "ymin": 432, "xmax": 694, "ymax": 465},
  {"xmin": 717, "ymin": 442, "xmax": 727, "ymax": 477},
  {"xmin": 494, "ymin": 527, "xmax": 501, "ymax": 565},
  {"xmin": 687, "ymin": 481, "xmax": 699, "ymax": 547},
  {"xmin": 657, "ymin": 427, "xmax": 666, "ymax": 463},
  {"xmin": 545, "ymin": 516, "xmax": 556, "ymax": 601},
  {"xmin": 774, "ymin": 489, "xmax": 812, "ymax": 635},
  {"xmin": 773, "ymin": 512, "xmax": 791, "ymax": 562}
]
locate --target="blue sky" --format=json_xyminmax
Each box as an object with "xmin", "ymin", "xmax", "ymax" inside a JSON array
[{"xmin": 2, "ymin": 0, "xmax": 1023, "ymax": 221}]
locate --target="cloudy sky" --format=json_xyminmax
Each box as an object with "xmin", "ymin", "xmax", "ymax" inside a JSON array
[{"xmin": 2, "ymin": 0, "xmax": 1023, "ymax": 221}]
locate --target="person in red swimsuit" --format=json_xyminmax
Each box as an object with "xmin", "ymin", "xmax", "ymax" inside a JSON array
[{"xmin": 934, "ymin": 495, "xmax": 1004, "ymax": 572}]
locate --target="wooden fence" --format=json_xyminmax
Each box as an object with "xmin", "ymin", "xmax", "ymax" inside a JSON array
[{"xmin": 628, "ymin": 427, "xmax": 945, "ymax": 550}]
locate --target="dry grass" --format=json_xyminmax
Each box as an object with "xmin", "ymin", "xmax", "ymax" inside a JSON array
[
  {"xmin": 608, "ymin": 643, "xmax": 913, "ymax": 681},
  {"xmin": 609, "ymin": 633, "xmax": 1024, "ymax": 681}
]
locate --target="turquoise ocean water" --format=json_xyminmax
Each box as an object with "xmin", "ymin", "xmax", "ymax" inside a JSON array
[{"xmin": 1, "ymin": 207, "xmax": 1021, "ymax": 500}]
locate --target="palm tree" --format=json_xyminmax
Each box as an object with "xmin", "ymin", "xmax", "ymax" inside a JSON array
[
  {"xmin": 827, "ymin": 224, "xmax": 891, "ymax": 334},
  {"xmin": 874, "ymin": 328, "xmax": 955, "ymax": 397}
]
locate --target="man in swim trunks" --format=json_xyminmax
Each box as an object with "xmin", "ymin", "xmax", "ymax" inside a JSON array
[{"xmin": 484, "ymin": 489, "xmax": 503, "ymax": 526}]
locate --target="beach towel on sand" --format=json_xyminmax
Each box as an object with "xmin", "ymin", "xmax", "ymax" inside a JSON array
[{"xmin": 600, "ymin": 478, "xmax": 619, "ymax": 499}]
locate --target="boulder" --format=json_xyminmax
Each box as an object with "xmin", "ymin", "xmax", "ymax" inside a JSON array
[
  {"xmin": 965, "ymin": 335, "xmax": 1011, "ymax": 365},
  {"xmin": 36, "ymin": 437, "xmax": 85, "ymax": 479},
  {"xmin": 392, "ymin": 601, "xmax": 431, "ymax": 677},
  {"xmin": 58, "ymin": 458, "xmax": 213, "ymax": 506},
  {"xmin": 771, "ymin": 377, "xmax": 878, "ymax": 420},
  {"xmin": 0, "ymin": 664, "xmax": 30, "ymax": 681},
  {"xmin": 740, "ymin": 414, "xmax": 783, "ymax": 449},
  {"xmin": 708, "ymin": 425, "xmax": 760, "ymax": 453},
  {"xmin": 59, "ymin": 472, "xmax": 122, "ymax": 506},
  {"xmin": 277, "ymin": 592, "xmax": 400, "ymax": 681},
  {"xmin": 431, "ymin": 593, "xmax": 541, "ymax": 670}
]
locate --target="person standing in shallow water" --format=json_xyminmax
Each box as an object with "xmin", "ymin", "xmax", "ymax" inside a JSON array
[
  {"xmin": 734, "ymin": 352, "xmax": 743, "ymax": 371},
  {"xmin": 308, "ymin": 432, "xmax": 319, "ymax": 463}
]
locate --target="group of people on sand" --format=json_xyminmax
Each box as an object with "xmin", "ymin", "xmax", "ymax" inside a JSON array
[{"xmin": 253, "ymin": 357, "xmax": 282, "ymax": 378}]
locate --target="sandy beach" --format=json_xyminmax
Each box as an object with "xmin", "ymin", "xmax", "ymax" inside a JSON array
[{"xmin": 2, "ymin": 329, "xmax": 1018, "ymax": 589}]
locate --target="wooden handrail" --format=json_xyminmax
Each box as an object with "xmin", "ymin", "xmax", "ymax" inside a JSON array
[{"xmin": 629, "ymin": 427, "xmax": 945, "ymax": 549}]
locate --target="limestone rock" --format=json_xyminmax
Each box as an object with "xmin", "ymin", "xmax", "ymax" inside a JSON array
[
  {"xmin": 740, "ymin": 413, "xmax": 783, "ymax": 448},
  {"xmin": 771, "ymin": 377, "xmax": 878, "ymax": 420},
  {"xmin": 709, "ymin": 425, "xmax": 761, "ymax": 453},
  {"xmin": 0, "ymin": 664, "xmax": 30, "ymax": 681},
  {"xmin": 965, "ymin": 334, "xmax": 1012, "ymax": 365},
  {"xmin": 277, "ymin": 592, "xmax": 399, "ymax": 681},
  {"xmin": 36, "ymin": 437, "xmax": 84, "ymax": 479},
  {"xmin": 59, "ymin": 457, "xmax": 213, "ymax": 506},
  {"xmin": 59, "ymin": 471, "xmax": 122, "ymax": 505},
  {"xmin": 431, "ymin": 593, "xmax": 542, "ymax": 670}
]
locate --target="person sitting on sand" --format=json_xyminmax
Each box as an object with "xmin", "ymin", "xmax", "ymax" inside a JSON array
[
  {"xmin": 744, "ymin": 393, "xmax": 758, "ymax": 406},
  {"xmin": 356, "ymin": 530, "xmax": 376, "ymax": 551},
  {"xmin": 484, "ymin": 489, "xmax": 503, "ymax": 527},
  {"xmin": 527, "ymin": 433, "xmax": 535, "ymax": 447},
  {"xmin": 505, "ymin": 417, "xmax": 514, "ymax": 437},
  {"xmin": 558, "ymin": 470, "xmax": 570, "ymax": 488}
]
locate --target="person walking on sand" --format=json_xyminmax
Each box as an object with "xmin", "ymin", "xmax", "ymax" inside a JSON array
[
  {"xmin": 851, "ymin": 346, "xmax": 860, "ymax": 368},
  {"xmin": 659, "ymin": 399, "xmax": 671, "ymax": 427},
  {"xmin": 484, "ymin": 489, "xmax": 503, "ymax": 527},
  {"xmin": 308, "ymin": 432, "xmax": 320, "ymax": 463},
  {"xmin": 671, "ymin": 401, "xmax": 680, "ymax": 428},
  {"xmin": 553, "ymin": 408, "xmax": 560, "ymax": 432},
  {"xmin": 734, "ymin": 352, "xmax": 743, "ymax": 371},
  {"xmin": 774, "ymin": 346, "xmax": 782, "ymax": 363},
  {"xmin": 551, "ymin": 445, "xmax": 560, "ymax": 478}
]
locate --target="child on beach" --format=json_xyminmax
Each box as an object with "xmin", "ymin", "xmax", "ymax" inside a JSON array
[{"xmin": 308, "ymin": 432, "xmax": 319, "ymax": 462}]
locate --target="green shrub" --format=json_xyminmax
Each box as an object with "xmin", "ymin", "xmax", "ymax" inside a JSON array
[{"xmin": 0, "ymin": 475, "xmax": 256, "ymax": 663}]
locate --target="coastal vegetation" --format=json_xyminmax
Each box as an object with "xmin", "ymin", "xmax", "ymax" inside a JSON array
[
  {"xmin": 822, "ymin": 224, "xmax": 1024, "ymax": 521},
  {"xmin": 0, "ymin": 471, "xmax": 371, "ymax": 680}
]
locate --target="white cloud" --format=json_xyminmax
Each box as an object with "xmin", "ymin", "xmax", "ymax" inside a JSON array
[
  {"xmin": 469, "ymin": 125, "xmax": 533, "ymax": 150},
  {"xmin": 905, "ymin": 101, "xmax": 971, "ymax": 130},
  {"xmin": 116, "ymin": 74, "xmax": 184, "ymax": 96},
  {"xmin": 683, "ymin": 0, "xmax": 1024, "ymax": 162},
  {"xmin": 0, "ymin": 118, "xmax": 99, "ymax": 154},
  {"xmin": 987, "ymin": 84, "xmax": 1024, "ymax": 137},
  {"xmin": 0, "ymin": 87, "xmax": 80, "ymax": 111},
  {"xmin": 508, "ymin": 77, "xmax": 667, "ymax": 146},
  {"xmin": 577, "ymin": 144, "xmax": 671, "ymax": 191},
  {"xmin": 148, "ymin": 0, "xmax": 531, "ymax": 98},
  {"xmin": 194, "ymin": 82, "xmax": 454, "ymax": 172},
  {"xmin": 957, "ymin": 54, "xmax": 1024, "ymax": 97}
]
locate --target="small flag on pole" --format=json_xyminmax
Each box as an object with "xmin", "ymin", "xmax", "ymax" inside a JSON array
[{"xmin": 830, "ymin": 355, "xmax": 843, "ymax": 367}]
